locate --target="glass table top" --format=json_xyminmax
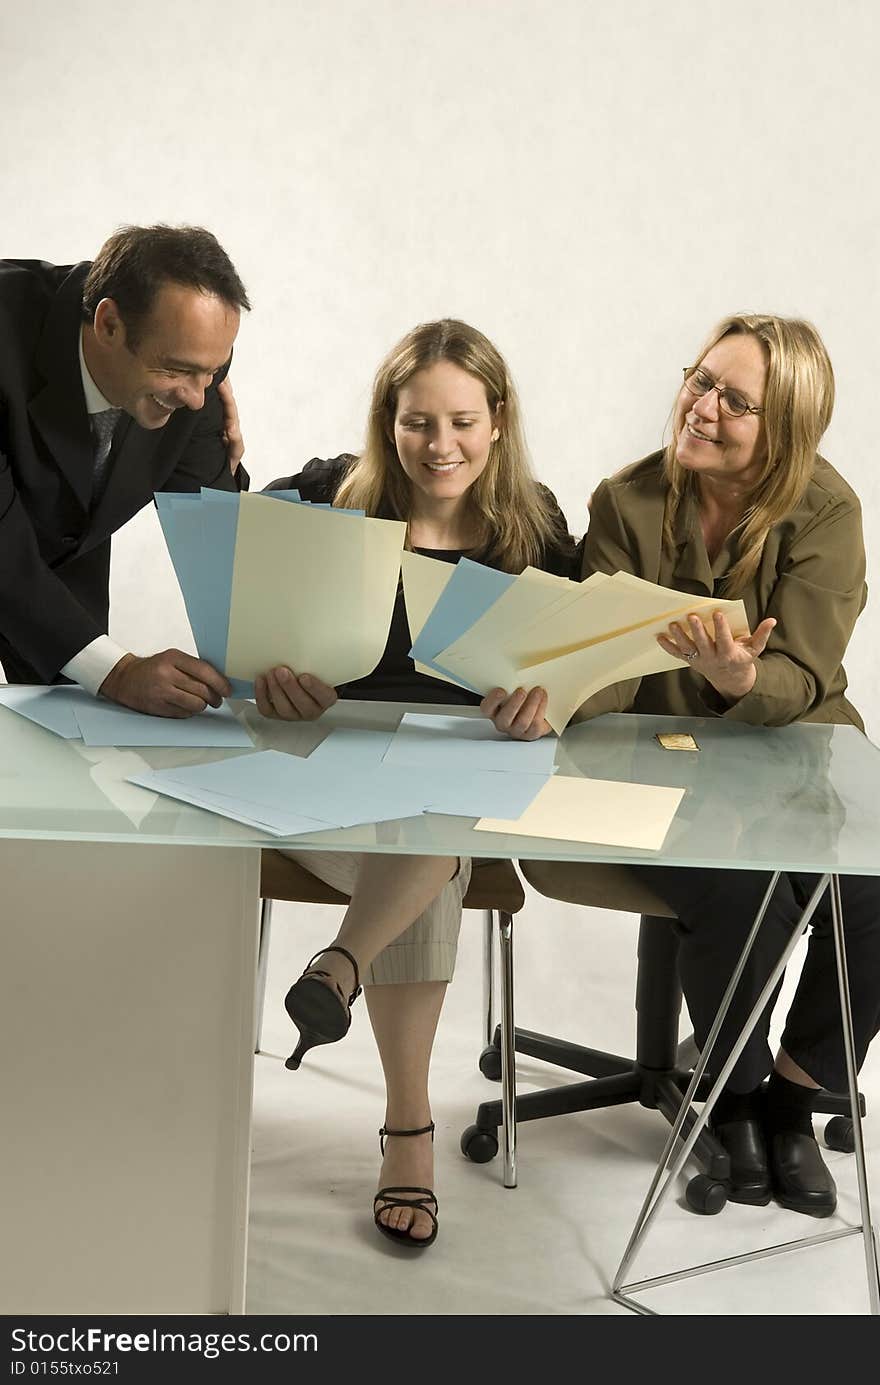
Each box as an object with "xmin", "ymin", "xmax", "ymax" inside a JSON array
[{"xmin": 1, "ymin": 699, "xmax": 879, "ymax": 874}]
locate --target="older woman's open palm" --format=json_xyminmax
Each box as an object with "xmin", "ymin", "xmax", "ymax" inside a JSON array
[{"xmin": 657, "ymin": 611, "xmax": 776, "ymax": 702}]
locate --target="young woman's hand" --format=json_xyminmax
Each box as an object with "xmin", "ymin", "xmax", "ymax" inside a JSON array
[
  {"xmin": 254, "ymin": 668, "xmax": 338, "ymax": 721},
  {"xmin": 480, "ymin": 686, "xmax": 552, "ymax": 740}
]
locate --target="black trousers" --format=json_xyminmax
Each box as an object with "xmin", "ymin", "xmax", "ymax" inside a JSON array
[{"xmin": 635, "ymin": 867, "xmax": 880, "ymax": 1094}]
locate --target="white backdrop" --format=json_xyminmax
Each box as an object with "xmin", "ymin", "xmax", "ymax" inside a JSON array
[{"xmin": 4, "ymin": 0, "xmax": 878, "ymax": 737}]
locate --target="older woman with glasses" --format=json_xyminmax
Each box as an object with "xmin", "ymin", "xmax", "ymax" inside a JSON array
[{"xmin": 574, "ymin": 314, "xmax": 879, "ymax": 1217}]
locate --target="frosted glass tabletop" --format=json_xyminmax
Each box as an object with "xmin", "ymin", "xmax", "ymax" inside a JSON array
[{"xmin": 1, "ymin": 699, "xmax": 878, "ymax": 874}]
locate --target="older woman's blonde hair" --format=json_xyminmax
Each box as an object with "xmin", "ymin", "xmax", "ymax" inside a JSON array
[
  {"xmin": 334, "ymin": 319, "xmax": 557, "ymax": 572},
  {"xmin": 664, "ymin": 314, "xmax": 835, "ymax": 594}
]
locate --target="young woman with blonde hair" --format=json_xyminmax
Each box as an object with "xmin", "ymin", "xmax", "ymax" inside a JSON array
[{"xmin": 258, "ymin": 319, "xmax": 574, "ymax": 1247}]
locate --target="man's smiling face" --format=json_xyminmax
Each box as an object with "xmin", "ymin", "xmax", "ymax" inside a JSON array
[{"xmin": 90, "ymin": 280, "xmax": 240, "ymax": 427}]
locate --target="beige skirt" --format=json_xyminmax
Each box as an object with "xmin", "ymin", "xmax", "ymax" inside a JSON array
[{"xmin": 279, "ymin": 850, "xmax": 472, "ymax": 984}]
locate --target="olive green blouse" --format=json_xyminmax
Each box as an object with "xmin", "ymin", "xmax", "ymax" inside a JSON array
[{"xmin": 574, "ymin": 451, "xmax": 867, "ymax": 730}]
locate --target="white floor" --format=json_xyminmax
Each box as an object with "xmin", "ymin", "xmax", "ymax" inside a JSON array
[{"xmin": 246, "ymin": 889, "xmax": 880, "ymax": 1316}]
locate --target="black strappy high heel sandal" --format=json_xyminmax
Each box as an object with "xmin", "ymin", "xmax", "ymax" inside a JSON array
[
  {"xmin": 373, "ymin": 1122, "xmax": 438, "ymax": 1249},
  {"xmin": 283, "ymin": 945, "xmax": 361, "ymax": 1070}
]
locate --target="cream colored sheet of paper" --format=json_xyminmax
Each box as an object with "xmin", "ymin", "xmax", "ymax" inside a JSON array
[
  {"xmin": 518, "ymin": 594, "xmax": 749, "ymax": 732},
  {"xmin": 475, "ymin": 774, "xmax": 686, "ymax": 851},
  {"xmin": 400, "ymin": 550, "xmax": 461, "ymax": 683},
  {"xmin": 495, "ymin": 571, "xmax": 614, "ymax": 666},
  {"xmin": 494, "ymin": 571, "xmax": 720, "ymax": 667},
  {"xmin": 225, "ymin": 493, "xmax": 406, "ymax": 683},
  {"xmin": 437, "ymin": 566, "xmax": 576, "ymax": 692}
]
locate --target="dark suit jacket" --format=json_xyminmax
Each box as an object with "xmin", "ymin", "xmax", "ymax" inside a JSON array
[{"xmin": 0, "ymin": 258, "xmax": 247, "ymax": 682}]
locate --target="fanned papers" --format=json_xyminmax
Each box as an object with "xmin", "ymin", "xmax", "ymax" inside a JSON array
[
  {"xmin": 408, "ymin": 557, "xmax": 516, "ymax": 687},
  {"xmin": 157, "ymin": 488, "xmax": 747, "ymax": 732},
  {"xmin": 476, "ymin": 775, "xmax": 686, "ymax": 851},
  {"xmin": 156, "ymin": 489, "xmax": 406, "ymax": 690},
  {"xmin": 400, "ymin": 551, "xmax": 458, "ymax": 683},
  {"xmin": 402, "ymin": 557, "xmax": 749, "ymax": 734}
]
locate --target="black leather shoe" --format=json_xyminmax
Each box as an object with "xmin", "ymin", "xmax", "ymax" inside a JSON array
[
  {"xmin": 770, "ymin": 1130, "xmax": 837, "ymax": 1217},
  {"xmin": 712, "ymin": 1117, "xmax": 772, "ymax": 1205}
]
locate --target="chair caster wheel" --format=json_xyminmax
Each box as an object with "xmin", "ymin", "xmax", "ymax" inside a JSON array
[
  {"xmin": 824, "ymin": 1116, "xmax": 855, "ymax": 1153},
  {"xmin": 685, "ymin": 1174, "xmax": 728, "ymax": 1215},
  {"xmin": 461, "ymin": 1124, "xmax": 499, "ymax": 1163},
  {"xmin": 478, "ymin": 1045, "xmax": 502, "ymax": 1081}
]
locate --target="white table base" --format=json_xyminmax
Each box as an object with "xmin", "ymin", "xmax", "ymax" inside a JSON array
[{"xmin": 1, "ymin": 841, "xmax": 260, "ymax": 1315}]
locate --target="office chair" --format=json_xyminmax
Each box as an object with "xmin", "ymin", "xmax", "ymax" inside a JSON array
[
  {"xmin": 460, "ymin": 859, "xmax": 860, "ymax": 1214},
  {"xmin": 256, "ymin": 849, "xmax": 525, "ymax": 1059}
]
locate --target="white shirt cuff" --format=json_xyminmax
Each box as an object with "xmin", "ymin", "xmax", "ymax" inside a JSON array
[{"xmin": 61, "ymin": 637, "xmax": 129, "ymax": 696}]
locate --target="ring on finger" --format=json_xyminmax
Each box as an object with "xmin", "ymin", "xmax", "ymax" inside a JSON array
[{"xmin": 683, "ymin": 648, "xmax": 699, "ymax": 661}]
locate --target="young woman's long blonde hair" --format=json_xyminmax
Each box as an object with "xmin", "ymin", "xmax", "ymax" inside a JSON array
[
  {"xmin": 664, "ymin": 314, "xmax": 835, "ymax": 594},
  {"xmin": 334, "ymin": 319, "xmax": 557, "ymax": 572}
]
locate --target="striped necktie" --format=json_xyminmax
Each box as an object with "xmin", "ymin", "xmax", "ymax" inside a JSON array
[{"xmin": 90, "ymin": 406, "xmax": 122, "ymax": 504}]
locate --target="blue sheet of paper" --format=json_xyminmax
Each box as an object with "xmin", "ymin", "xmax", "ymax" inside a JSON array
[
  {"xmin": 128, "ymin": 768, "xmax": 333, "ymax": 837},
  {"xmin": 151, "ymin": 748, "xmax": 426, "ymax": 828},
  {"xmin": 382, "ymin": 712, "xmax": 558, "ymax": 776},
  {"xmin": 409, "ymin": 559, "xmax": 516, "ymax": 686},
  {"xmin": 422, "ymin": 769, "xmax": 551, "ymax": 819},
  {"xmin": 72, "ymin": 700, "xmax": 253, "ymax": 748},
  {"xmin": 155, "ymin": 491, "xmax": 249, "ymax": 695},
  {"xmin": 195, "ymin": 490, "xmax": 241, "ymax": 671},
  {"xmin": 155, "ymin": 494, "xmax": 211, "ymax": 647},
  {"xmin": 264, "ymin": 490, "xmax": 303, "ymax": 504},
  {"xmin": 0, "ymin": 685, "xmax": 93, "ymax": 738},
  {"xmin": 306, "ymin": 727, "xmax": 551, "ymax": 818},
  {"xmin": 307, "ymin": 727, "xmax": 395, "ymax": 769}
]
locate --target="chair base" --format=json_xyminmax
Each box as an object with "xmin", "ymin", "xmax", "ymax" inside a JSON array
[
  {"xmin": 464, "ymin": 1023, "xmax": 866, "ymax": 1209},
  {"xmin": 468, "ymin": 1025, "xmax": 731, "ymax": 1182}
]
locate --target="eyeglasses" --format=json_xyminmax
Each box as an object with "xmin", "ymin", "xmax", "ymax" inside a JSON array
[{"xmin": 682, "ymin": 366, "xmax": 764, "ymax": 419}]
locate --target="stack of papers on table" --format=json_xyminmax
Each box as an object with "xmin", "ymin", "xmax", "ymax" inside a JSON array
[
  {"xmin": 403, "ymin": 554, "xmax": 750, "ymax": 732},
  {"xmin": 0, "ymin": 685, "xmax": 252, "ymax": 747},
  {"xmin": 126, "ymin": 711, "xmax": 685, "ymax": 850},
  {"xmin": 128, "ymin": 717, "xmax": 559, "ymax": 838},
  {"xmin": 156, "ymin": 488, "xmax": 406, "ymax": 697}
]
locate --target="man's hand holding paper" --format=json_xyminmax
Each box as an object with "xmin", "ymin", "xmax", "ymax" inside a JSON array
[{"xmin": 99, "ymin": 649, "xmax": 231, "ymax": 717}]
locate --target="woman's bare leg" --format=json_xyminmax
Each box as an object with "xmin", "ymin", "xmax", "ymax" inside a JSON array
[
  {"xmin": 366, "ymin": 980, "xmax": 447, "ymax": 1240},
  {"xmin": 303, "ymin": 854, "xmax": 457, "ymax": 998}
]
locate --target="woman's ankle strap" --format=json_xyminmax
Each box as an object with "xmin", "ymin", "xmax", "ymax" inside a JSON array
[
  {"xmin": 304, "ymin": 944, "xmax": 361, "ymax": 1002},
  {"xmin": 379, "ymin": 1121, "xmax": 435, "ymax": 1154}
]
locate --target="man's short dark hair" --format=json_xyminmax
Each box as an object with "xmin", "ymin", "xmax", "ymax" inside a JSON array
[{"xmin": 82, "ymin": 224, "xmax": 250, "ymax": 346}]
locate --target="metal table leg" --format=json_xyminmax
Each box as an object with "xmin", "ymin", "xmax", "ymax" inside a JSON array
[
  {"xmin": 830, "ymin": 876, "xmax": 880, "ymax": 1313},
  {"xmin": 611, "ymin": 872, "xmax": 876, "ymax": 1315},
  {"xmin": 254, "ymin": 896, "xmax": 273, "ymax": 1054},
  {"xmin": 483, "ymin": 907, "xmax": 496, "ymax": 1050},
  {"xmin": 498, "ymin": 910, "xmax": 517, "ymax": 1188}
]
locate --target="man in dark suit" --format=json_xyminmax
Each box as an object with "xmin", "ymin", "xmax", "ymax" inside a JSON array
[{"xmin": 0, "ymin": 224, "xmax": 250, "ymax": 716}]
